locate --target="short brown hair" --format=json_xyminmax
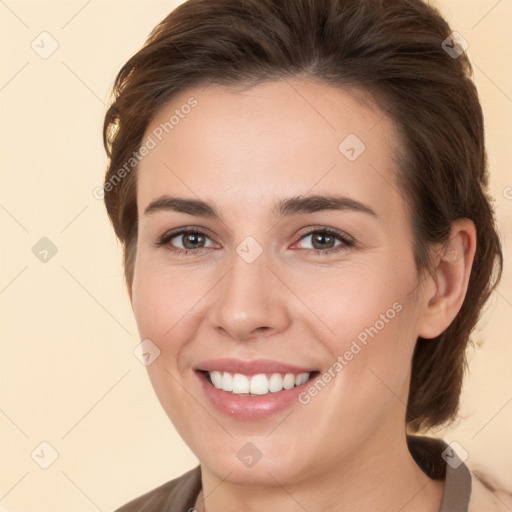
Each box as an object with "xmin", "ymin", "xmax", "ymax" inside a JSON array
[{"xmin": 102, "ymin": 0, "xmax": 503, "ymax": 431}]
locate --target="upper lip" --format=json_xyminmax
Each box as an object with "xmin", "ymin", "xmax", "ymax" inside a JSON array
[{"xmin": 195, "ymin": 358, "xmax": 315, "ymax": 376}]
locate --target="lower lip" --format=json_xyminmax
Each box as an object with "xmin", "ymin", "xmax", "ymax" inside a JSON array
[{"xmin": 196, "ymin": 372, "xmax": 315, "ymax": 420}]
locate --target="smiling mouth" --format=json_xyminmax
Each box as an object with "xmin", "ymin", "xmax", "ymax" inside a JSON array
[{"xmin": 199, "ymin": 370, "xmax": 320, "ymax": 396}]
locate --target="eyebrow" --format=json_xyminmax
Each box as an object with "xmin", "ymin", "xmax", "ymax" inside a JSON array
[{"xmin": 144, "ymin": 194, "xmax": 377, "ymax": 219}]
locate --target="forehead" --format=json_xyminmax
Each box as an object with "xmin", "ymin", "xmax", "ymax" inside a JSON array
[{"xmin": 136, "ymin": 80, "xmax": 404, "ymax": 219}]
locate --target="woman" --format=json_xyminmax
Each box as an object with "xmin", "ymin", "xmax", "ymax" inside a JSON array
[{"xmin": 102, "ymin": 0, "xmax": 503, "ymax": 510}]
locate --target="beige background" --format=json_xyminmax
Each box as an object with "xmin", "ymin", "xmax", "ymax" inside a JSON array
[{"xmin": 0, "ymin": 1, "xmax": 511, "ymax": 511}]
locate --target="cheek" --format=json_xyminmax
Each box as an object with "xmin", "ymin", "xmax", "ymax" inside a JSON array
[
  {"xmin": 130, "ymin": 258, "xmax": 209, "ymax": 436},
  {"xmin": 292, "ymin": 260, "xmax": 414, "ymax": 345},
  {"xmin": 290, "ymin": 259, "xmax": 420, "ymax": 400},
  {"xmin": 131, "ymin": 255, "xmax": 211, "ymax": 348}
]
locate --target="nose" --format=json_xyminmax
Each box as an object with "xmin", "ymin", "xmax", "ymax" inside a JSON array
[{"xmin": 209, "ymin": 249, "xmax": 291, "ymax": 342}]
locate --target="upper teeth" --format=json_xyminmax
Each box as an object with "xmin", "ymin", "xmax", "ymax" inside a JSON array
[{"xmin": 209, "ymin": 371, "xmax": 310, "ymax": 395}]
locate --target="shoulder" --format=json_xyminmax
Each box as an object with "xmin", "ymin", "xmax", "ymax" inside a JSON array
[
  {"xmin": 113, "ymin": 466, "xmax": 202, "ymax": 512},
  {"xmin": 406, "ymin": 435, "xmax": 512, "ymax": 511},
  {"xmin": 407, "ymin": 435, "xmax": 472, "ymax": 511},
  {"xmin": 468, "ymin": 471, "xmax": 512, "ymax": 512}
]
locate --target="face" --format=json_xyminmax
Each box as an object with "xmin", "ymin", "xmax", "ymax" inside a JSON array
[{"xmin": 131, "ymin": 80, "xmax": 427, "ymax": 485}]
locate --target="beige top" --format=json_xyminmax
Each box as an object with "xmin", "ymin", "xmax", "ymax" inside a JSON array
[{"xmin": 114, "ymin": 435, "xmax": 471, "ymax": 511}]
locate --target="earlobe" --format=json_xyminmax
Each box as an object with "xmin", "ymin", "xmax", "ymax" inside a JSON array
[{"xmin": 418, "ymin": 219, "xmax": 477, "ymax": 339}]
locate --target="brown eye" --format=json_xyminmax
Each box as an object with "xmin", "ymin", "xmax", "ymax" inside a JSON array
[
  {"xmin": 156, "ymin": 228, "xmax": 216, "ymax": 253},
  {"xmin": 310, "ymin": 232, "xmax": 337, "ymax": 250},
  {"xmin": 294, "ymin": 228, "xmax": 354, "ymax": 255},
  {"xmin": 175, "ymin": 232, "xmax": 207, "ymax": 249}
]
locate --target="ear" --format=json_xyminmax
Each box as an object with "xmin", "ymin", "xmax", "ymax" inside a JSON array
[
  {"xmin": 417, "ymin": 218, "xmax": 477, "ymax": 339},
  {"xmin": 127, "ymin": 279, "xmax": 134, "ymax": 310}
]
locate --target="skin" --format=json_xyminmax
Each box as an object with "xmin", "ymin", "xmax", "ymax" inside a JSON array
[{"xmin": 130, "ymin": 79, "xmax": 476, "ymax": 512}]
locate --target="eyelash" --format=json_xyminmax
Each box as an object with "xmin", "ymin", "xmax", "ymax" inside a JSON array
[{"xmin": 155, "ymin": 226, "xmax": 354, "ymax": 256}]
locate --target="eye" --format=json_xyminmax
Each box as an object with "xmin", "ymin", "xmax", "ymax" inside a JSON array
[
  {"xmin": 155, "ymin": 227, "xmax": 217, "ymax": 254},
  {"xmin": 294, "ymin": 228, "xmax": 354, "ymax": 255},
  {"xmin": 154, "ymin": 226, "xmax": 354, "ymax": 256}
]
